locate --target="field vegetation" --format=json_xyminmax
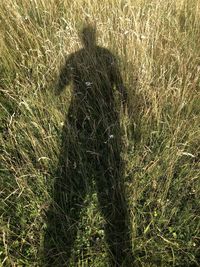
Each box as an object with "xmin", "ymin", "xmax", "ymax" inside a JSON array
[{"xmin": 0, "ymin": 0, "xmax": 200, "ymax": 266}]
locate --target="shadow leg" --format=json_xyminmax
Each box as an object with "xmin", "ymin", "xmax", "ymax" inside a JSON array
[
  {"xmin": 43, "ymin": 157, "xmax": 87, "ymax": 266},
  {"xmin": 96, "ymin": 163, "xmax": 133, "ymax": 267}
]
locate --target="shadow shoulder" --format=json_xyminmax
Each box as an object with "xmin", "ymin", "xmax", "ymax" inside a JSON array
[
  {"xmin": 63, "ymin": 48, "xmax": 85, "ymax": 63},
  {"xmin": 96, "ymin": 46, "xmax": 115, "ymax": 56},
  {"xmin": 96, "ymin": 46, "xmax": 117, "ymax": 63}
]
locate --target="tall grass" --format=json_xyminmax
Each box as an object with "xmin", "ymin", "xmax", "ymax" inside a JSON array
[{"xmin": 0, "ymin": 0, "xmax": 200, "ymax": 266}]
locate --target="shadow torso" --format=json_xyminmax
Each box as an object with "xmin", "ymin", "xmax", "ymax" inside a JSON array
[{"xmin": 65, "ymin": 46, "xmax": 120, "ymax": 145}]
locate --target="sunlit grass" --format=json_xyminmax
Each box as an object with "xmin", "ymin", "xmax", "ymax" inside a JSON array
[{"xmin": 0, "ymin": 0, "xmax": 200, "ymax": 266}]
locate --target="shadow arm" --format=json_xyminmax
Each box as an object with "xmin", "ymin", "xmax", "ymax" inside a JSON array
[
  {"xmin": 55, "ymin": 56, "xmax": 73, "ymax": 96},
  {"xmin": 111, "ymin": 58, "xmax": 128, "ymax": 107}
]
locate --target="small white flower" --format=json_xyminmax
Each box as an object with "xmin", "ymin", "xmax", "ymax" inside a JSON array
[
  {"xmin": 104, "ymin": 134, "xmax": 115, "ymax": 144},
  {"xmin": 85, "ymin": 82, "xmax": 93, "ymax": 86}
]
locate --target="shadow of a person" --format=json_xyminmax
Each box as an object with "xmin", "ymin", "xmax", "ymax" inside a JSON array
[{"xmin": 44, "ymin": 25, "xmax": 133, "ymax": 266}]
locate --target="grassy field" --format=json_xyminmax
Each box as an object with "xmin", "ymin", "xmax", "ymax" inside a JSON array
[{"xmin": 0, "ymin": 0, "xmax": 200, "ymax": 266}]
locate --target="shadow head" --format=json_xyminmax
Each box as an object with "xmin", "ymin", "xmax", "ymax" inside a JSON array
[{"xmin": 80, "ymin": 25, "xmax": 97, "ymax": 49}]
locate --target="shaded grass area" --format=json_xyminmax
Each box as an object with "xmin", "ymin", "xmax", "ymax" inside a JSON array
[{"xmin": 1, "ymin": 0, "xmax": 200, "ymax": 266}]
